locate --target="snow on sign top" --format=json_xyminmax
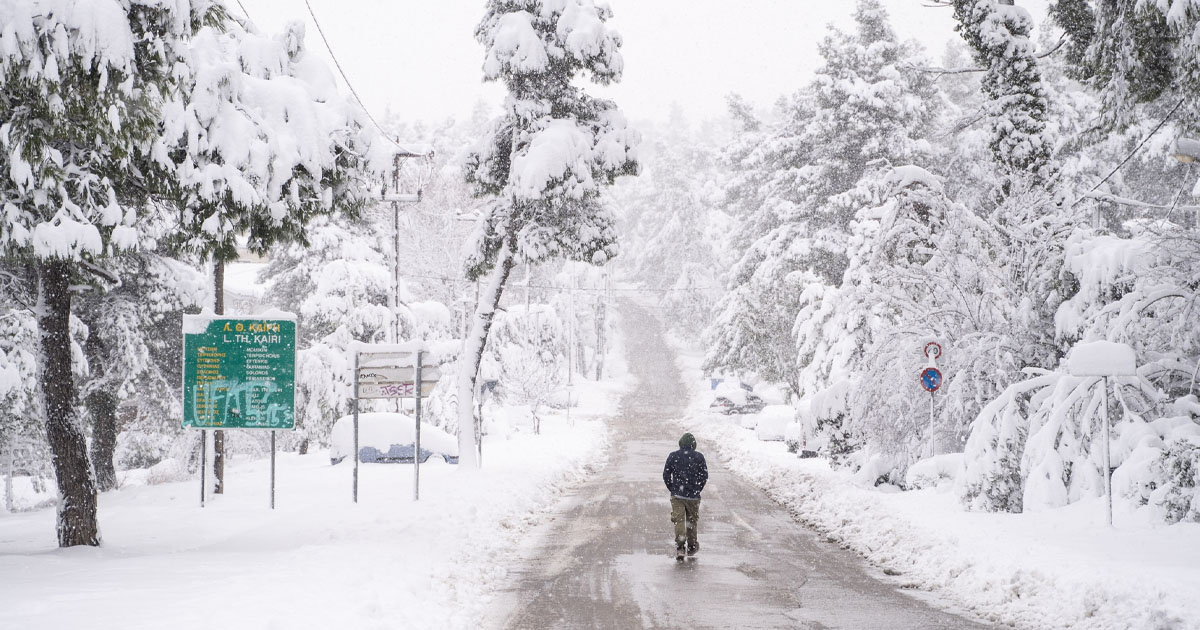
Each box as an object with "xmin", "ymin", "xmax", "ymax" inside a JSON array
[
  {"xmin": 1067, "ymin": 340, "xmax": 1137, "ymax": 377},
  {"xmin": 182, "ymin": 310, "xmax": 297, "ymax": 335}
]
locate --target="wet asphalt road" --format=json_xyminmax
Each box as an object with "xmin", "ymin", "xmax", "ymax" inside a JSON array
[{"xmin": 488, "ymin": 301, "xmax": 992, "ymax": 630}]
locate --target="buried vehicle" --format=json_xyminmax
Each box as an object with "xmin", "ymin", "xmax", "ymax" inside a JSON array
[
  {"xmin": 708, "ymin": 382, "xmax": 766, "ymax": 415},
  {"xmin": 329, "ymin": 412, "xmax": 459, "ymax": 465},
  {"xmin": 753, "ymin": 405, "xmax": 794, "ymax": 441}
]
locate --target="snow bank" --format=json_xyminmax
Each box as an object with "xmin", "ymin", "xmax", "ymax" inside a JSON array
[
  {"xmin": 0, "ymin": 394, "xmax": 625, "ymax": 630},
  {"xmin": 672, "ymin": 344, "xmax": 1200, "ymax": 630},
  {"xmin": 690, "ymin": 417, "xmax": 1200, "ymax": 629},
  {"xmin": 905, "ymin": 453, "xmax": 964, "ymax": 490}
]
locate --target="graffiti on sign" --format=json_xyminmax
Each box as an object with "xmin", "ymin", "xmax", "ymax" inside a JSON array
[{"xmin": 183, "ymin": 317, "xmax": 296, "ymax": 430}]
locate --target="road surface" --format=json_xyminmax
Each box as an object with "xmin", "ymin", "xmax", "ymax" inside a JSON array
[{"xmin": 488, "ymin": 301, "xmax": 991, "ymax": 630}]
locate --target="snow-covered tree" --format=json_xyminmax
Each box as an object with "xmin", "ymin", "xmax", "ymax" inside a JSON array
[
  {"xmin": 458, "ymin": 0, "xmax": 639, "ymax": 466},
  {"xmin": 612, "ymin": 112, "xmax": 729, "ymax": 337},
  {"xmin": 708, "ymin": 0, "xmax": 940, "ymax": 399},
  {"xmin": 0, "ymin": 263, "xmax": 53, "ymax": 490},
  {"xmin": 159, "ymin": 16, "xmax": 374, "ymax": 491},
  {"xmin": 75, "ymin": 251, "xmax": 206, "ymax": 491},
  {"xmin": 948, "ymin": 1, "xmax": 1200, "ymax": 516},
  {"xmin": 0, "ymin": 0, "xmax": 210, "ymax": 546},
  {"xmin": 262, "ymin": 213, "xmax": 396, "ymax": 448},
  {"xmin": 943, "ymin": 0, "xmax": 1052, "ymax": 184},
  {"xmin": 490, "ymin": 305, "xmax": 565, "ymax": 434}
]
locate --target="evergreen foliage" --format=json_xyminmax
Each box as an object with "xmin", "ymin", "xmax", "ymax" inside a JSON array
[{"xmin": 457, "ymin": 0, "xmax": 639, "ymax": 466}]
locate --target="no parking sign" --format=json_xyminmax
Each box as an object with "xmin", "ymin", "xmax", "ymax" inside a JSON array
[{"xmin": 920, "ymin": 367, "xmax": 942, "ymax": 392}]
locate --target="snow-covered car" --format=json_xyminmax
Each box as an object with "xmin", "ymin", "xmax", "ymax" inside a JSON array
[
  {"xmin": 708, "ymin": 382, "xmax": 765, "ymax": 415},
  {"xmin": 754, "ymin": 405, "xmax": 794, "ymax": 441},
  {"xmin": 329, "ymin": 412, "xmax": 459, "ymax": 465}
]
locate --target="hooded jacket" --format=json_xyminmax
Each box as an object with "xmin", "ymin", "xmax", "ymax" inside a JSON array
[{"xmin": 663, "ymin": 433, "xmax": 708, "ymax": 500}]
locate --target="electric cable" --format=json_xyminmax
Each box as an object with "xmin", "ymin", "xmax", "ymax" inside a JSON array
[
  {"xmin": 400, "ymin": 272, "xmax": 723, "ymax": 295},
  {"xmin": 301, "ymin": 0, "xmax": 421, "ymax": 154}
]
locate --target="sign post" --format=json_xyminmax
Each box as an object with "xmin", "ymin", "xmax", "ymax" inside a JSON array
[
  {"xmin": 920, "ymin": 341, "xmax": 944, "ymax": 457},
  {"xmin": 183, "ymin": 315, "xmax": 296, "ymax": 509},
  {"xmin": 414, "ymin": 351, "xmax": 423, "ymax": 501},
  {"xmin": 352, "ymin": 346, "xmax": 442, "ymax": 502},
  {"xmin": 1067, "ymin": 340, "xmax": 1138, "ymax": 527}
]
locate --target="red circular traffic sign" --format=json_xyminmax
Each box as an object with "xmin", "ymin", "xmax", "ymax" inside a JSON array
[
  {"xmin": 920, "ymin": 367, "xmax": 943, "ymax": 392},
  {"xmin": 924, "ymin": 342, "xmax": 942, "ymax": 360}
]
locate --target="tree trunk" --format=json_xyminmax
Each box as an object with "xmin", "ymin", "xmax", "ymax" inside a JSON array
[
  {"xmin": 457, "ymin": 242, "xmax": 516, "ymax": 468},
  {"xmin": 213, "ymin": 258, "xmax": 225, "ymax": 494},
  {"xmin": 87, "ymin": 390, "xmax": 118, "ymax": 492},
  {"xmin": 38, "ymin": 259, "xmax": 100, "ymax": 547}
]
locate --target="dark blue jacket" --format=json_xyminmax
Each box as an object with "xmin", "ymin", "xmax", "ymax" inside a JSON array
[{"xmin": 663, "ymin": 448, "xmax": 708, "ymax": 500}]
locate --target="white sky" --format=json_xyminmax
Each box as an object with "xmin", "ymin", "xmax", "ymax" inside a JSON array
[{"xmin": 238, "ymin": 0, "xmax": 1051, "ymax": 126}]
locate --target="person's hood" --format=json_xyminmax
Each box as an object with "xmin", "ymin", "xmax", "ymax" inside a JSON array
[{"xmin": 679, "ymin": 433, "xmax": 697, "ymax": 450}]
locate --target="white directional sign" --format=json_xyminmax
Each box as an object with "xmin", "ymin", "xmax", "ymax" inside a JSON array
[
  {"xmin": 357, "ymin": 380, "xmax": 438, "ymax": 399},
  {"xmin": 357, "ymin": 366, "xmax": 442, "ymax": 384},
  {"xmin": 355, "ymin": 350, "xmax": 440, "ymax": 399}
]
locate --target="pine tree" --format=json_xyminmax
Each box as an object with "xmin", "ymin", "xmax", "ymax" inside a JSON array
[
  {"xmin": 947, "ymin": 0, "xmax": 1053, "ymax": 184},
  {"xmin": 1051, "ymin": 0, "xmax": 1179, "ymax": 131},
  {"xmin": 459, "ymin": 0, "xmax": 639, "ymax": 466},
  {"xmin": 160, "ymin": 17, "xmax": 372, "ymax": 491},
  {"xmin": 0, "ymin": 0, "xmax": 208, "ymax": 546},
  {"xmin": 707, "ymin": 0, "xmax": 938, "ymax": 399}
]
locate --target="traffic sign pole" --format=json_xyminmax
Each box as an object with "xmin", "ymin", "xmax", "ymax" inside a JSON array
[
  {"xmin": 353, "ymin": 351, "xmax": 360, "ymax": 504},
  {"xmin": 1103, "ymin": 376, "xmax": 1113, "ymax": 527},
  {"xmin": 200, "ymin": 430, "xmax": 206, "ymax": 508},
  {"xmin": 919, "ymin": 363, "xmax": 943, "ymax": 457},
  {"xmin": 929, "ymin": 391, "xmax": 936, "ymax": 457},
  {"xmin": 270, "ymin": 430, "xmax": 276, "ymax": 510},
  {"xmin": 414, "ymin": 351, "xmax": 423, "ymax": 502}
]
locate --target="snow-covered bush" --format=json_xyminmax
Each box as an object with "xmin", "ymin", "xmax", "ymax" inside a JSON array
[
  {"xmin": 801, "ymin": 381, "xmax": 858, "ymax": 467},
  {"xmin": 1111, "ymin": 402, "xmax": 1200, "ymax": 523},
  {"xmin": 489, "ymin": 305, "xmax": 566, "ymax": 434},
  {"xmin": 1151, "ymin": 438, "xmax": 1200, "ymax": 523},
  {"xmin": 906, "ymin": 453, "xmax": 965, "ymax": 490},
  {"xmin": 960, "ymin": 363, "xmax": 1179, "ymax": 514}
]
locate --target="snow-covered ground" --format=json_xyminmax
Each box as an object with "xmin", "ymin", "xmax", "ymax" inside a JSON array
[
  {"xmin": 674, "ymin": 345, "xmax": 1200, "ymax": 630},
  {"xmin": 0, "ymin": 351, "xmax": 632, "ymax": 630}
]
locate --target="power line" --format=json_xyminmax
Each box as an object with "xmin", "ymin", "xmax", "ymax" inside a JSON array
[
  {"xmin": 301, "ymin": 0, "xmax": 416, "ymax": 153},
  {"xmin": 400, "ymin": 272, "xmax": 723, "ymax": 295},
  {"xmin": 1077, "ymin": 97, "xmax": 1187, "ymax": 206}
]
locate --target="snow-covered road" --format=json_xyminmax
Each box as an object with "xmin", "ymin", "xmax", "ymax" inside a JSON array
[{"xmin": 487, "ymin": 301, "xmax": 989, "ymax": 629}]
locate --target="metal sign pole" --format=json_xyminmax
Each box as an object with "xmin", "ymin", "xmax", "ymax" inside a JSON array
[
  {"xmin": 270, "ymin": 430, "xmax": 276, "ymax": 510},
  {"xmin": 414, "ymin": 350, "xmax": 423, "ymax": 501},
  {"xmin": 200, "ymin": 429, "xmax": 206, "ymax": 508},
  {"xmin": 929, "ymin": 390, "xmax": 936, "ymax": 457},
  {"xmin": 1103, "ymin": 375, "xmax": 1113, "ymax": 527},
  {"xmin": 353, "ymin": 351, "xmax": 360, "ymax": 504},
  {"xmin": 4, "ymin": 449, "xmax": 13, "ymax": 513}
]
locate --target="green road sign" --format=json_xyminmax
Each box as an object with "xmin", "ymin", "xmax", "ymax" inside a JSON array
[{"xmin": 182, "ymin": 316, "xmax": 297, "ymax": 430}]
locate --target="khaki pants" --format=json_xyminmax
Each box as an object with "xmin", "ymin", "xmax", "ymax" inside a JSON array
[{"xmin": 670, "ymin": 497, "xmax": 701, "ymax": 550}]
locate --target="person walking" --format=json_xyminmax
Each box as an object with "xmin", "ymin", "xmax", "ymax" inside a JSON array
[{"xmin": 663, "ymin": 432, "xmax": 708, "ymax": 560}]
